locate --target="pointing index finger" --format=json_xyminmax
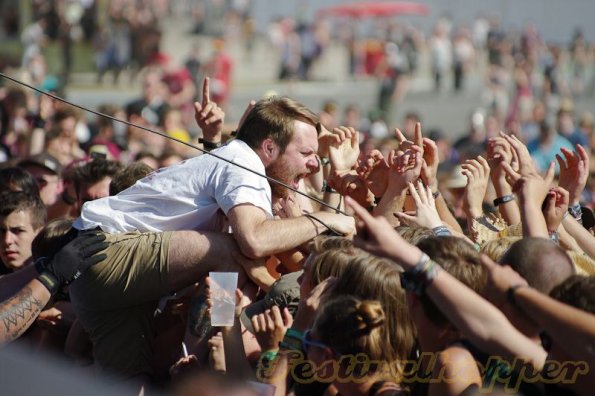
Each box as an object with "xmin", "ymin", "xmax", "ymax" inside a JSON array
[{"xmin": 202, "ymin": 77, "xmax": 211, "ymax": 105}]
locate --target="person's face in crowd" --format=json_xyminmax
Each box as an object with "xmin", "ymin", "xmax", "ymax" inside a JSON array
[
  {"xmin": 24, "ymin": 166, "xmax": 63, "ymax": 207},
  {"xmin": 0, "ymin": 209, "xmax": 42, "ymax": 270},
  {"xmin": 59, "ymin": 116, "xmax": 77, "ymax": 140},
  {"xmin": 76, "ymin": 177, "xmax": 112, "ymax": 212},
  {"xmin": 267, "ymin": 120, "xmax": 319, "ymax": 198},
  {"xmin": 160, "ymin": 154, "xmax": 184, "ymax": 168},
  {"xmin": 558, "ymin": 112, "xmax": 575, "ymax": 135}
]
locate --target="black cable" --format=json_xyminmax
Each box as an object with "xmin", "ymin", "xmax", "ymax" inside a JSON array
[
  {"xmin": 303, "ymin": 213, "xmax": 344, "ymax": 236},
  {"xmin": 0, "ymin": 72, "xmax": 350, "ymax": 216}
]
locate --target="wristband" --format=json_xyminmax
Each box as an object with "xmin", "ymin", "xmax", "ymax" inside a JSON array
[
  {"xmin": 198, "ymin": 138, "xmax": 222, "ymax": 151},
  {"xmin": 432, "ymin": 190, "xmax": 440, "ymax": 199},
  {"xmin": 506, "ymin": 284, "xmax": 526, "ymax": 308},
  {"xmin": 568, "ymin": 203, "xmax": 582, "ymax": 222},
  {"xmin": 279, "ymin": 340, "xmax": 302, "ymax": 351},
  {"xmin": 285, "ymin": 328, "xmax": 304, "ymax": 341},
  {"xmin": 549, "ymin": 230, "xmax": 560, "ymax": 244},
  {"xmin": 260, "ymin": 350, "xmax": 278, "ymax": 362},
  {"xmin": 34, "ymin": 257, "xmax": 48, "ymax": 274},
  {"xmin": 322, "ymin": 180, "xmax": 337, "ymax": 193},
  {"xmin": 37, "ymin": 272, "xmax": 60, "ymax": 295},
  {"xmin": 432, "ymin": 225, "xmax": 451, "ymax": 237},
  {"xmin": 319, "ymin": 157, "xmax": 330, "ymax": 166},
  {"xmin": 493, "ymin": 194, "xmax": 515, "ymax": 207}
]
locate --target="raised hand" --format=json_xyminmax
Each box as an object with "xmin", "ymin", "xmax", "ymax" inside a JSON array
[
  {"xmin": 317, "ymin": 124, "xmax": 340, "ymax": 159},
  {"xmin": 357, "ymin": 149, "xmax": 389, "ymax": 197},
  {"xmin": 386, "ymin": 146, "xmax": 423, "ymax": 192},
  {"xmin": 394, "ymin": 122, "xmax": 424, "ymax": 155},
  {"xmin": 292, "ymin": 277, "xmax": 337, "ymax": 331},
  {"xmin": 487, "ymin": 136, "xmax": 515, "ymax": 183},
  {"xmin": 395, "ymin": 181, "xmax": 442, "ymax": 229},
  {"xmin": 499, "ymin": 132, "xmax": 536, "ymax": 179},
  {"xmin": 194, "ymin": 77, "xmax": 225, "ymax": 142},
  {"xmin": 556, "ymin": 145, "xmax": 589, "ymax": 207},
  {"xmin": 251, "ymin": 305, "xmax": 293, "ymax": 352},
  {"xmin": 346, "ymin": 196, "xmax": 422, "ymax": 269},
  {"xmin": 329, "ymin": 170, "xmax": 374, "ymax": 207},
  {"xmin": 421, "ymin": 137, "xmax": 439, "ymax": 190},
  {"xmin": 328, "ymin": 126, "xmax": 360, "ymax": 172},
  {"xmin": 273, "ymin": 195, "xmax": 302, "ymax": 219},
  {"xmin": 543, "ymin": 186, "xmax": 570, "ymax": 233},
  {"xmin": 461, "ymin": 156, "xmax": 491, "ymax": 219}
]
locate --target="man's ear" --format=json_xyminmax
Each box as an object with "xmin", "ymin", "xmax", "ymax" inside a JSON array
[{"xmin": 261, "ymin": 138, "xmax": 280, "ymax": 161}]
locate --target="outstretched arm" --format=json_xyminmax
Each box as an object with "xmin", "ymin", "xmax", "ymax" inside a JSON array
[{"xmin": 347, "ymin": 197, "xmax": 547, "ymax": 370}]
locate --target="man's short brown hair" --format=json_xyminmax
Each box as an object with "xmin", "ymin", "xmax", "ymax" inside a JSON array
[
  {"xmin": 0, "ymin": 191, "xmax": 46, "ymax": 230},
  {"xmin": 416, "ymin": 236, "xmax": 487, "ymax": 326},
  {"xmin": 235, "ymin": 96, "xmax": 319, "ymax": 152}
]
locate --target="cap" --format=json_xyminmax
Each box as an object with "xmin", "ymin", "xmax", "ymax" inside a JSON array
[
  {"xmin": 19, "ymin": 152, "xmax": 62, "ymax": 175},
  {"xmin": 240, "ymin": 270, "xmax": 302, "ymax": 333}
]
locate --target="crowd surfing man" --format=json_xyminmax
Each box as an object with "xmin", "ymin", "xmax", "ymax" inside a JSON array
[{"xmin": 67, "ymin": 90, "xmax": 355, "ymax": 381}]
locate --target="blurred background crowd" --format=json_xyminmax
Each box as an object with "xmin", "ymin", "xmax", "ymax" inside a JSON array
[{"xmin": 1, "ymin": 0, "xmax": 594, "ymax": 181}]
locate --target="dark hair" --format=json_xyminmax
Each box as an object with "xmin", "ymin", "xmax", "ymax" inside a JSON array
[
  {"xmin": 235, "ymin": 96, "xmax": 319, "ymax": 152},
  {"xmin": 0, "ymin": 167, "xmax": 40, "ymax": 197},
  {"xmin": 0, "ymin": 191, "xmax": 46, "ymax": 230},
  {"xmin": 500, "ymin": 237, "xmax": 574, "ymax": 294},
  {"xmin": 31, "ymin": 218, "xmax": 76, "ymax": 259},
  {"xmin": 550, "ymin": 275, "xmax": 595, "ymax": 314},
  {"xmin": 416, "ymin": 236, "xmax": 487, "ymax": 326},
  {"xmin": 109, "ymin": 162, "xmax": 153, "ymax": 195},
  {"xmin": 72, "ymin": 158, "xmax": 123, "ymax": 196}
]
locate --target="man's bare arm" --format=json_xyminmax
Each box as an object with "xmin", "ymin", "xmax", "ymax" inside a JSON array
[{"xmin": 227, "ymin": 204, "xmax": 354, "ymax": 258}]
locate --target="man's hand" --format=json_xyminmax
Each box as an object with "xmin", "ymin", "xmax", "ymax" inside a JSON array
[
  {"xmin": 292, "ymin": 277, "xmax": 337, "ymax": 331},
  {"xmin": 487, "ymin": 136, "xmax": 515, "ymax": 184},
  {"xmin": 421, "ymin": 137, "xmax": 439, "ymax": 191},
  {"xmin": 357, "ymin": 149, "xmax": 389, "ymax": 198},
  {"xmin": 543, "ymin": 186, "xmax": 570, "ymax": 233},
  {"xmin": 328, "ymin": 126, "xmax": 360, "ymax": 172},
  {"xmin": 251, "ymin": 306, "xmax": 293, "ymax": 352},
  {"xmin": 395, "ymin": 181, "xmax": 442, "ymax": 229},
  {"xmin": 194, "ymin": 77, "xmax": 225, "ymax": 143},
  {"xmin": 556, "ymin": 145, "xmax": 589, "ymax": 207},
  {"xmin": 386, "ymin": 146, "xmax": 422, "ymax": 193},
  {"xmin": 461, "ymin": 156, "xmax": 491, "ymax": 219},
  {"xmin": 481, "ymin": 255, "xmax": 528, "ymax": 307},
  {"xmin": 329, "ymin": 170, "xmax": 374, "ymax": 207},
  {"xmin": 37, "ymin": 232, "xmax": 108, "ymax": 295},
  {"xmin": 346, "ymin": 196, "xmax": 422, "ymax": 269}
]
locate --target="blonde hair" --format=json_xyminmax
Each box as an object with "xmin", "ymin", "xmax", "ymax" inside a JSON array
[
  {"xmin": 314, "ymin": 296, "xmax": 386, "ymax": 361},
  {"xmin": 566, "ymin": 251, "xmax": 595, "ymax": 276},
  {"xmin": 480, "ymin": 236, "xmax": 521, "ymax": 262}
]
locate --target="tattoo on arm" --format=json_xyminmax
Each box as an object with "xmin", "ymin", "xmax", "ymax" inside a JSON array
[{"xmin": 0, "ymin": 286, "xmax": 44, "ymax": 344}]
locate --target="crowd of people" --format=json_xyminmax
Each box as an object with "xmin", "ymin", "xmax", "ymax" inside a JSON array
[{"xmin": 1, "ymin": 3, "xmax": 595, "ymax": 396}]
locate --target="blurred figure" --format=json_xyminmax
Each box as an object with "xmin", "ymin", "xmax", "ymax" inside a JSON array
[
  {"xmin": 430, "ymin": 22, "xmax": 452, "ymax": 92},
  {"xmin": 452, "ymin": 27, "xmax": 475, "ymax": 93},
  {"xmin": 204, "ymin": 38, "xmax": 232, "ymax": 111}
]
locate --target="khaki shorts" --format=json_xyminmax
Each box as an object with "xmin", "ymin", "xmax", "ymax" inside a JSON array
[{"xmin": 69, "ymin": 230, "xmax": 173, "ymax": 378}]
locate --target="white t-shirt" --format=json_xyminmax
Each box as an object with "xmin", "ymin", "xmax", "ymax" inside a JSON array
[{"xmin": 73, "ymin": 139, "xmax": 273, "ymax": 233}]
